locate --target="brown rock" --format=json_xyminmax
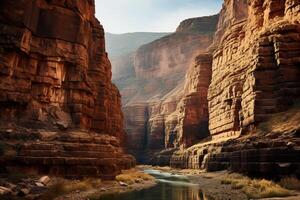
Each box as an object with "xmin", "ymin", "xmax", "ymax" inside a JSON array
[
  {"xmin": 38, "ymin": 176, "xmax": 50, "ymax": 186},
  {"xmin": 0, "ymin": 0, "xmax": 134, "ymax": 178},
  {"xmin": 121, "ymin": 15, "xmax": 219, "ymax": 162}
]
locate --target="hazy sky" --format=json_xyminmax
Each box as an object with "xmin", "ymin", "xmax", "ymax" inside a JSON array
[{"xmin": 95, "ymin": 0, "xmax": 223, "ymax": 33}]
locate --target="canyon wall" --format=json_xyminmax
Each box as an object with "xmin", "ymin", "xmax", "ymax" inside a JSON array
[
  {"xmin": 169, "ymin": 0, "xmax": 300, "ymax": 177},
  {"xmin": 209, "ymin": 0, "xmax": 300, "ymax": 139},
  {"xmin": 120, "ymin": 15, "xmax": 219, "ymax": 162},
  {"xmin": 0, "ymin": 0, "xmax": 134, "ymax": 179}
]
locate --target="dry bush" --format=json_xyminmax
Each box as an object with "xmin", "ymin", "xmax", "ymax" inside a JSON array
[
  {"xmin": 41, "ymin": 178, "xmax": 101, "ymax": 200},
  {"xmin": 221, "ymin": 174, "xmax": 293, "ymax": 199},
  {"xmin": 116, "ymin": 169, "xmax": 154, "ymax": 185}
]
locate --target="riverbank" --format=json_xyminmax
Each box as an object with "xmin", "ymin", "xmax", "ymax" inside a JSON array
[
  {"xmin": 1, "ymin": 166, "xmax": 299, "ymax": 200},
  {"xmin": 140, "ymin": 165, "xmax": 300, "ymax": 200},
  {"xmin": 0, "ymin": 168, "xmax": 157, "ymax": 200}
]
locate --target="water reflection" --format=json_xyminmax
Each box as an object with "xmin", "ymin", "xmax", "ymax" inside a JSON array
[{"xmin": 99, "ymin": 170, "xmax": 212, "ymax": 200}]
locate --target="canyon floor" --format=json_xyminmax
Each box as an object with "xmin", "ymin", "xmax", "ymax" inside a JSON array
[{"xmin": 1, "ymin": 166, "xmax": 299, "ymax": 200}]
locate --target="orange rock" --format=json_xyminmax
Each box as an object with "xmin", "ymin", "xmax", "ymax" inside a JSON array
[{"xmin": 0, "ymin": 0, "xmax": 134, "ymax": 178}]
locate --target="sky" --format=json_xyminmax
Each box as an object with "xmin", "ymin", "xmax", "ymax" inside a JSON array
[{"xmin": 95, "ymin": 0, "xmax": 223, "ymax": 34}]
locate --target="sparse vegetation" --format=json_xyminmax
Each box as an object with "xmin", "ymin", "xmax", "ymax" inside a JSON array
[
  {"xmin": 116, "ymin": 169, "xmax": 154, "ymax": 185},
  {"xmin": 41, "ymin": 178, "xmax": 101, "ymax": 200},
  {"xmin": 220, "ymin": 174, "xmax": 294, "ymax": 199},
  {"xmin": 257, "ymin": 99, "xmax": 300, "ymax": 135}
]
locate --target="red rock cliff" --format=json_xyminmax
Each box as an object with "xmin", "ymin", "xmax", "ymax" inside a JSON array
[
  {"xmin": 208, "ymin": 0, "xmax": 300, "ymax": 139},
  {"xmin": 0, "ymin": 0, "xmax": 134, "ymax": 179},
  {"xmin": 121, "ymin": 15, "xmax": 219, "ymax": 162},
  {"xmin": 169, "ymin": 0, "xmax": 300, "ymax": 177}
]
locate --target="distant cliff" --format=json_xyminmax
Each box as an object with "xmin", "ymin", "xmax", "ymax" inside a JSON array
[
  {"xmin": 106, "ymin": 32, "xmax": 170, "ymax": 80},
  {"xmin": 117, "ymin": 15, "xmax": 219, "ymax": 162}
]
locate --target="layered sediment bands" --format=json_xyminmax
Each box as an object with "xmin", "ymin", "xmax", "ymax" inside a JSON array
[
  {"xmin": 122, "ymin": 15, "xmax": 219, "ymax": 162},
  {"xmin": 2, "ymin": 130, "xmax": 134, "ymax": 180},
  {"xmin": 208, "ymin": 0, "xmax": 300, "ymax": 139},
  {"xmin": 170, "ymin": 0, "xmax": 300, "ymax": 176},
  {"xmin": 0, "ymin": 0, "xmax": 134, "ymax": 178}
]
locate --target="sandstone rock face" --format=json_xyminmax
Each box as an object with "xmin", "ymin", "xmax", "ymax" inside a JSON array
[
  {"xmin": 208, "ymin": 0, "xmax": 300, "ymax": 139},
  {"xmin": 119, "ymin": 15, "xmax": 219, "ymax": 162},
  {"xmin": 0, "ymin": 0, "xmax": 134, "ymax": 178},
  {"xmin": 168, "ymin": 0, "xmax": 300, "ymax": 177}
]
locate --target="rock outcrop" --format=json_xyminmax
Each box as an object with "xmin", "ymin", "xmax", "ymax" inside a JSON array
[
  {"xmin": 168, "ymin": 0, "xmax": 300, "ymax": 177},
  {"xmin": 0, "ymin": 0, "xmax": 134, "ymax": 179},
  {"xmin": 208, "ymin": 0, "xmax": 300, "ymax": 139},
  {"xmin": 120, "ymin": 15, "xmax": 219, "ymax": 162}
]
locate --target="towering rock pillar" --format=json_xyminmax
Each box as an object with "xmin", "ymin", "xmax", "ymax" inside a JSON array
[{"xmin": 0, "ymin": 0, "xmax": 134, "ymax": 179}]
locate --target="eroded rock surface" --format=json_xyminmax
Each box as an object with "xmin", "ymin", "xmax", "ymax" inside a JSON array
[
  {"xmin": 168, "ymin": 0, "xmax": 300, "ymax": 177},
  {"xmin": 118, "ymin": 15, "xmax": 219, "ymax": 162},
  {"xmin": 0, "ymin": 0, "xmax": 134, "ymax": 178}
]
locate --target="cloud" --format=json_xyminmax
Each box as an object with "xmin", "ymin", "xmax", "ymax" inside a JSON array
[{"xmin": 95, "ymin": 0, "xmax": 222, "ymax": 33}]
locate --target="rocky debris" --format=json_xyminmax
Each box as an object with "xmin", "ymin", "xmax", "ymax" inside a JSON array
[
  {"xmin": 0, "ymin": 175, "xmax": 47, "ymax": 199},
  {"xmin": 38, "ymin": 176, "xmax": 50, "ymax": 186},
  {"xmin": 0, "ymin": 186, "xmax": 12, "ymax": 195},
  {"xmin": 0, "ymin": 0, "xmax": 134, "ymax": 178},
  {"xmin": 119, "ymin": 181, "xmax": 128, "ymax": 187},
  {"xmin": 18, "ymin": 188, "xmax": 30, "ymax": 196}
]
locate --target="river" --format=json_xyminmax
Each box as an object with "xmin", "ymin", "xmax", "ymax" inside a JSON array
[{"xmin": 99, "ymin": 169, "xmax": 212, "ymax": 200}]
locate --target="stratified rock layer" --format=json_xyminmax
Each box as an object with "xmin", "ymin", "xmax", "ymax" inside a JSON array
[
  {"xmin": 121, "ymin": 15, "xmax": 219, "ymax": 162},
  {"xmin": 0, "ymin": 0, "xmax": 134, "ymax": 178},
  {"xmin": 168, "ymin": 0, "xmax": 300, "ymax": 177},
  {"xmin": 209, "ymin": 0, "xmax": 300, "ymax": 138}
]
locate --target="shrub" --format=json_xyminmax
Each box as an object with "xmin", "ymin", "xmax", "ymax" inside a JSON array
[
  {"xmin": 220, "ymin": 174, "xmax": 293, "ymax": 199},
  {"xmin": 116, "ymin": 169, "xmax": 154, "ymax": 185},
  {"xmin": 41, "ymin": 178, "xmax": 101, "ymax": 200}
]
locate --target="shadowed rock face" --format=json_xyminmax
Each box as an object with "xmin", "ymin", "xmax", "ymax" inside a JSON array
[
  {"xmin": 119, "ymin": 15, "xmax": 219, "ymax": 162},
  {"xmin": 0, "ymin": 0, "xmax": 134, "ymax": 179}
]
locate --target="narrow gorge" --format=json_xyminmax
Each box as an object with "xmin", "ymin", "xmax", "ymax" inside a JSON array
[
  {"xmin": 112, "ymin": 0, "xmax": 300, "ymax": 178},
  {"xmin": 0, "ymin": 0, "xmax": 299, "ymax": 199}
]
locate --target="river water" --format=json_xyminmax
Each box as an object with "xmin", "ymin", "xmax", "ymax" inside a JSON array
[{"xmin": 99, "ymin": 169, "xmax": 212, "ymax": 200}]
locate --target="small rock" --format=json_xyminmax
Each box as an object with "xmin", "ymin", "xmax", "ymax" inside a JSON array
[
  {"xmin": 56, "ymin": 121, "xmax": 69, "ymax": 130},
  {"xmin": 18, "ymin": 188, "xmax": 30, "ymax": 196},
  {"xmin": 287, "ymin": 142, "xmax": 294, "ymax": 147},
  {"xmin": 38, "ymin": 176, "xmax": 50, "ymax": 185},
  {"xmin": 100, "ymin": 188, "xmax": 107, "ymax": 191},
  {"xmin": 5, "ymin": 129, "xmax": 13, "ymax": 133},
  {"xmin": 35, "ymin": 182, "xmax": 44, "ymax": 187},
  {"xmin": 119, "ymin": 181, "xmax": 128, "ymax": 187},
  {"xmin": 4, "ymin": 182, "xmax": 17, "ymax": 190},
  {"xmin": 0, "ymin": 186, "xmax": 12, "ymax": 195}
]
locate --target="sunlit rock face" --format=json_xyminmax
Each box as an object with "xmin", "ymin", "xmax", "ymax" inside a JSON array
[
  {"xmin": 120, "ymin": 15, "xmax": 219, "ymax": 162},
  {"xmin": 208, "ymin": 0, "xmax": 300, "ymax": 139},
  {"xmin": 0, "ymin": 0, "xmax": 134, "ymax": 179},
  {"xmin": 169, "ymin": 0, "xmax": 300, "ymax": 177}
]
